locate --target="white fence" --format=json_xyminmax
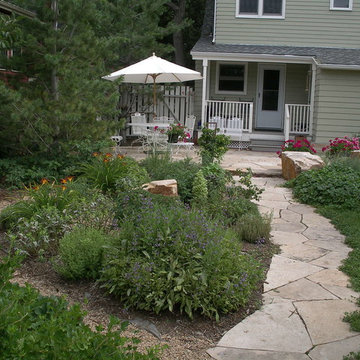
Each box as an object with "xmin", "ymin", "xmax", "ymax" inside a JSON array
[
  {"xmin": 205, "ymin": 100, "xmax": 253, "ymax": 132},
  {"xmin": 284, "ymin": 104, "xmax": 311, "ymax": 141},
  {"xmin": 118, "ymin": 84, "xmax": 194, "ymax": 125}
]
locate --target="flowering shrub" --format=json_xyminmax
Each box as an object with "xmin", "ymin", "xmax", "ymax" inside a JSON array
[
  {"xmin": 277, "ymin": 138, "xmax": 317, "ymax": 158},
  {"xmin": 165, "ymin": 123, "xmax": 190, "ymax": 140},
  {"xmin": 101, "ymin": 191, "xmax": 263, "ymax": 320},
  {"xmin": 79, "ymin": 153, "xmax": 149, "ymax": 192},
  {"xmin": 322, "ymin": 136, "xmax": 360, "ymax": 156}
]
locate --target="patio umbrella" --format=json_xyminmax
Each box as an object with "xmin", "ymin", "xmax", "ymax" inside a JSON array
[{"xmin": 102, "ymin": 53, "xmax": 202, "ymax": 113}]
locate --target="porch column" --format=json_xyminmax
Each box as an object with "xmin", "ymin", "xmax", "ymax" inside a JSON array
[
  {"xmin": 201, "ymin": 58, "xmax": 208, "ymax": 128},
  {"xmin": 309, "ymin": 62, "xmax": 317, "ymax": 139}
]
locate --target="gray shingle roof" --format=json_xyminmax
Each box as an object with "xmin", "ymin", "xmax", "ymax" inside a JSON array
[{"xmin": 192, "ymin": 37, "xmax": 360, "ymax": 66}]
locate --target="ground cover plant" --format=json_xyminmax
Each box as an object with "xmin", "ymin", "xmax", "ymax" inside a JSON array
[
  {"xmin": 288, "ymin": 155, "xmax": 360, "ymax": 359},
  {"xmin": 0, "ymin": 255, "xmax": 161, "ymax": 360}
]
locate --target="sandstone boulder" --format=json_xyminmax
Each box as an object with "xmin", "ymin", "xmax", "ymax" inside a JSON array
[
  {"xmin": 351, "ymin": 150, "xmax": 360, "ymax": 159},
  {"xmin": 281, "ymin": 152, "xmax": 325, "ymax": 180},
  {"xmin": 142, "ymin": 179, "xmax": 178, "ymax": 197}
]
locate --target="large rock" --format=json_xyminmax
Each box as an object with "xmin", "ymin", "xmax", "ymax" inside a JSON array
[
  {"xmin": 142, "ymin": 179, "xmax": 178, "ymax": 197},
  {"xmin": 281, "ymin": 151, "xmax": 324, "ymax": 180},
  {"xmin": 351, "ymin": 150, "xmax": 360, "ymax": 159}
]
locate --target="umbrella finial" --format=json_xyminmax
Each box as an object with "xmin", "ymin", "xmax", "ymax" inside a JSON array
[{"xmin": 153, "ymin": 52, "xmax": 156, "ymax": 57}]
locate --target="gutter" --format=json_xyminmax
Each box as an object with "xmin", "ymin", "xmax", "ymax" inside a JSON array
[
  {"xmin": 0, "ymin": 0, "xmax": 36, "ymax": 18},
  {"xmin": 317, "ymin": 63, "xmax": 360, "ymax": 71},
  {"xmin": 212, "ymin": 0, "xmax": 217, "ymax": 44},
  {"xmin": 191, "ymin": 51, "xmax": 315, "ymax": 64}
]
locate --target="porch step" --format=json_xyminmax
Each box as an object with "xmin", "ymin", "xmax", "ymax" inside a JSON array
[{"xmin": 250, "ymin": 139, "xmax": 284, "ymax": 152}]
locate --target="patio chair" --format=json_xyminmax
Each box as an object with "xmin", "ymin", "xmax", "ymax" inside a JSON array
[
  {"xmin": 185, "ymin": 115, "xmax": 196, "ymax": 139},
  {"xmin": 130, "ymin": 113, "xmax": 147, "ymax": 136},
  {"xmin": 153, "ymin": 116, "xmax": 175, "ymax": 124},
  {"xmin": 224, "ymin": 117, "xmax": 243, "ymax": 149},
  {"xmin": 141, "ymin": 129, "xmax": 169, "ymax": 156}
]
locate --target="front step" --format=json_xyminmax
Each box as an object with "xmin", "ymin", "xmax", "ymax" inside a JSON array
[{"xmin": 250, "ymin": 139, "xmax": 284, "ymax": 152}]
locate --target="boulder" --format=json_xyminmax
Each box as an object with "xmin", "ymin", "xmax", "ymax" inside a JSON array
[
  {"xmin": 142, "ymin": 179, "xmax": 178, "ymax": 197},
  {"xmin": 281, "ymin": 152, "xmax": 325, "ymax": 180},
  {"xmin": 351, "ymin": 150, "xmax": 360, "ymax": 159}
]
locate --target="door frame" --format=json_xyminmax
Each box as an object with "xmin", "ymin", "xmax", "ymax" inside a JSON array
[{"xmin": 255, "ymin": 63, "xmax": 286, "ymax": 131}]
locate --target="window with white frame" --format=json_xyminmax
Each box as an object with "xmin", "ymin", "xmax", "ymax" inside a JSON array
[
  {"xmin": 237, "ymin": 0, "xmax": 285, "ymax": 18},
  {"xmin": 216, "ymin": 62, "xmax": 247, "ymax": 94},
  {"xmin": 330, "ymin": 0, "xmax": 352, "ymax": 10}
]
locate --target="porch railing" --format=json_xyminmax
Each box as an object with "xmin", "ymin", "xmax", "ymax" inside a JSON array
[
  {"xmin": 206, "ymin": 100, "xmax": 253, "ymax": 132},
  {"xmin": 284, "ymin": 104, "xmax": 311, "ymax": 141}
]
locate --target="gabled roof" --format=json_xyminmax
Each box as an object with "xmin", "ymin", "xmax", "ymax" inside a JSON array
[{"xmin": 0, "ymin": 0, "xmax": 36, "ymax": 18}]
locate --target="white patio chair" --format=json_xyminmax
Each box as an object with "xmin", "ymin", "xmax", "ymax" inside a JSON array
[
  {"xmin": 130, "ymin": 113, "xmax": 147, "ymax": 136},
  {"xmin": 153, "ymin": 116, "xmax": 175, "ymax": 124},
  {"xmin": 224, "ymin": 117, "xmax": 243, "ymax": 149},
  {"xmin": 141, "ymin": 129, "xmax": 169, "ymax": 156},
  {"xmin": 185, "ymin": 115, "xmax": 196, "ymax": 139}
]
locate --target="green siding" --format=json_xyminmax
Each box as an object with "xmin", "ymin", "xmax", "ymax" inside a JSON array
[
  {"xmin": 313, "ymin": 69, "xmax": 360, "ymax": 144},
  {"xmin": 195, "ymin": 61, "xmax": 309, "ymax": 127},
  {"xmin": 216, "ymin": 0, "xmax": 360, "ymax": 48}
]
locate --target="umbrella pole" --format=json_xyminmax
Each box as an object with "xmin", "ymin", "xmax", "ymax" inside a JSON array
[{"xmin": 151, "ymin": 74, "xmax": 158, "ymax": 118}]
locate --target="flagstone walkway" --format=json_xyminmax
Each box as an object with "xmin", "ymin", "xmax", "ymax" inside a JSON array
[{"xmin": 208, "ymin": 177, "xmax": 360, "ymax": 360}]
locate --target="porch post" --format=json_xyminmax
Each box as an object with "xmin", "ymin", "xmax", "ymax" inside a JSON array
[
  {"xmin": 309, "ymin": 62, "xmax": 316, "ymax": 139},
  {"xmin": 201, "ymin": 58, "xmax": 208, "ymax": 128}
]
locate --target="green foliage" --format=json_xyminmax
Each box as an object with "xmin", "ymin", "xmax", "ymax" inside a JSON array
[
  {"xmin": 0, "ymin": 139, "xmax": 112, "ymax": 188},
  {"xmin": 291, "ymin": 162, "xmax": 360, "ymax": 208},
  {"xmin": 54, "ymin": 227, "xmax": 111, "ymax": 280},
  {"xmin": 233, "ymin": 213, "xmax": 272, "ymax": 244},
  {"xmin": 234, "ymin": 169, "xmax": 264, "ymax": 201},
  {"xmin": 191, "ymin": 170, "xmax": 208, "ymax": 207},
  {"xmin": 140, "ymin": 155, "xmax": 201, "ymax": 203},
  {"xmin": 344, "ymin": 310, "xmax": 360, "ymax": 332},
  {"xmin": 198, "ymin": 128, "xmax": 231, "ymax": 165},
  {"xmin": 201, "ymin": 162, "xmax": 233, "ymax": 195},
  {"xmin": 344, "ymin": 352, "xmax": 360, "ymax": 360},
  {"xmin": 0, "ymin": 255, "xmax": 161, "ymax": 360},
  {"xmin": 101, "ymin": 194, "xmax": 263, "ymax": 320},
  {"xmin": 7, "ymin": 206, "xmax": 72, "ymax": 257},
  {"xmin": 80, "ymin": 154, "xmax": 149, "ymax": 193}
]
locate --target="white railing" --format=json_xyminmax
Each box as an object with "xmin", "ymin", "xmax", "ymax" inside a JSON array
[
  {"xmin": 284, "ymin": 104, "xmax": 311, "ymax": 141},
  {"xmin": 206, "ymin": 100, "xmax": 253, "ymax": 132}
]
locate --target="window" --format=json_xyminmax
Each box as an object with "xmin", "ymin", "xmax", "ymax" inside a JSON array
[
  {"xmin": 237, "ymin": 0, "xmax": 285, "ymax": 18},
  {"xmin": 330, "ymin": 0, "xmax": 352, "ymax": 10},
  {"xmin": 216, "ymin": 62, "xmax": 247, "ymax": 94}
]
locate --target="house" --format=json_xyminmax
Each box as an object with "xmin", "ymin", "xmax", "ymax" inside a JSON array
[
  {"xmin": 191, "ymin": 0, "xmax": 360, "ymax": 150},
  {"xmin": 0, "ymin": 0, "xmax": 36, "ymax": 85}
]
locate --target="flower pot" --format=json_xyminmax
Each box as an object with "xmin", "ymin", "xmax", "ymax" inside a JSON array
[{"xmin": 168, "ymin": 134, "xmax": 179, "ymax": 143}]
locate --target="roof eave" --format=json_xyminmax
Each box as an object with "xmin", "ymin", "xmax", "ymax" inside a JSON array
[{"xmin": 0, "ymin": 0, "xmax": 36, "ymax": 18}]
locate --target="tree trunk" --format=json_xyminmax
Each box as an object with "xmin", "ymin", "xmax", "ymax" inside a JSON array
[
  {"xmin": 169, "ymin": 0, "xmax": 186, "ymax": 66},
  {"xmin": 51, "ymin": 0, "xmax": 59, "ymax": 101}
]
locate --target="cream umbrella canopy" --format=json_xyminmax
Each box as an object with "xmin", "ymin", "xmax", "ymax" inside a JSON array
[{"xmin": 102, "ymin": 53, "xmax": 202, "ymax": 114}]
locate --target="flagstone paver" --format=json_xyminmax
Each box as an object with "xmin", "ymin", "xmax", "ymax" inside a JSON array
[{"xmin": 208, "ymin": 177, "xmax": 360, "ymax": 359}]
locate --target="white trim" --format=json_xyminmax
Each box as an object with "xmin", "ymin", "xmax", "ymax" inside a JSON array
[
  {"xmin": 191, "ymin": 52, "xmax": 314, "ymax": 64},
  {"xmin": 215, "ymin": 61, "xmax": 248, "ymax": 95},
  {"xmin": 318, "ymin": 63, "xmax": 360, "ymax": 70},
  {"xmin": 330, "ymin": 0, "xmax": 353, "ymax": 10},
  {"xmin": 236, "ymin": 0, "xmax": 286, "ymax": 19},
  {"xmin": 201, "ymin": 59, "xmax": 208, "ymax": 128}
]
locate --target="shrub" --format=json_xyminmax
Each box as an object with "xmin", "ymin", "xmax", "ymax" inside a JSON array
[
  {"xmin": 233, "ymin": 213, "xmax": 272, "ymax": 244},
  {"xmin": 205, "ymin": 189, "xmax": 260, "ymax": 227},
  {"xmin": 277, "ymin": 138, "xmax": 317, "ymax": 157},
  {"xmin": 198, "ymin": 127, "xmax": 231, "ymax": 165},
  {"xmin": 140, "ymin": 155, "xmax": 201, "ymax": 203},
  {"xmin": 322, "ymin": 136, "xmax": 360, "ymax": 156},
  {"xmin": 191, "ymin": 170, "xmax": 208, "ymax": 207},
  {"xmin": 54, "ymin": 227, "xmax": 111, "ymax": 280},
  {"xmin": 101, "ymin": 197, "xmax": 263, "ymax": 320},
  {"xmin": 201, "ymin": 162, "xmax": 233, "ymax": 196},
  {"xmin": 0, "ymin": 256, "xmax": 161, "ymax": 360},
  {"xmin": 79, "ymin": 154, "xmax": 149, "ymax": 193},
  {"xmin": 7, "ymin": 206, "xmax": 72, "ymax": 257},
  {"xmin": 291, "ymin": 162, "xmax": 360, "ymax": 208}
]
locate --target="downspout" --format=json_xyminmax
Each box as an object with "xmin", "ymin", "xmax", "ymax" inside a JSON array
[
  {"xmin": 212, "ymin": 0, "xmax": 217, "ymax": 44},
  {"xmin": 309, "ymin": 61, "xmax": 316, "ymax": 140}
]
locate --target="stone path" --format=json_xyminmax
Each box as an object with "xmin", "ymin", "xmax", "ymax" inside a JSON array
[{"xmin": 208, "ymin": 177, "xmax": 360, "ymax": 360}]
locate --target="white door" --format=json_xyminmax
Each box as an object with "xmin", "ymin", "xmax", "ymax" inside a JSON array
[{"xmin": 256, "ymin": 64, "xmax": 285, "ymax": 130}]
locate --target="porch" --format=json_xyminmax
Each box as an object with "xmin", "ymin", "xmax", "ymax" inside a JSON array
[
  {"xmin": 204, "ymin": 100, "xmax": 311, "ymax": 149},
  {"xmin": 195, "ymin": 58, "xmax": 316, "ymax": 150}
]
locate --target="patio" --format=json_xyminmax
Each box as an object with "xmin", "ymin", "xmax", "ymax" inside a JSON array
[{"xmin": 116, "ymin": 146, "xmax": 282, "ymax": 177}]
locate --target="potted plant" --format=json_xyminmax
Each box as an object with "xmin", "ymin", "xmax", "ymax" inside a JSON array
[{"xmin": 166, "ymin": 123, "xmax": 189, "ymax": 143}]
